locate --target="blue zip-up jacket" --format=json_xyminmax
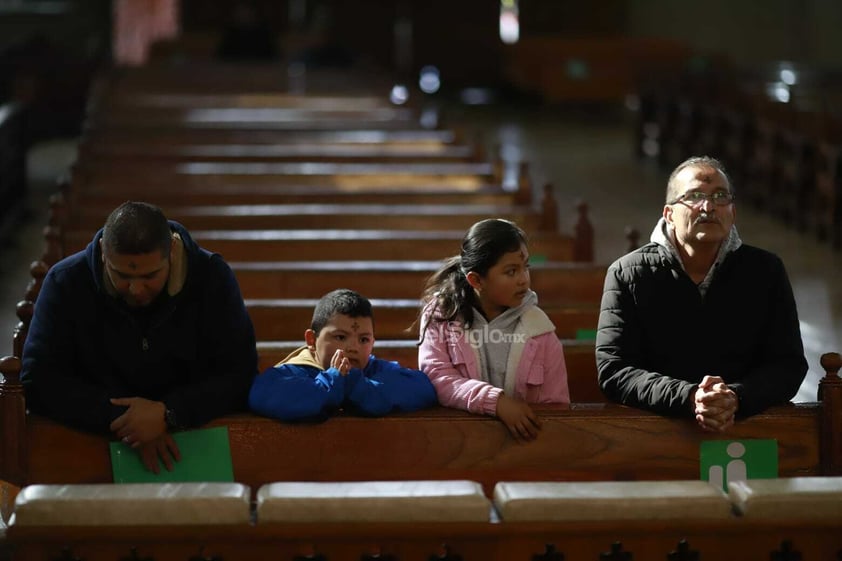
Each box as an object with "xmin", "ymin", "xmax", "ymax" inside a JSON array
[
  {"xmin": 248, "ymin": 346, "xmax": 437, "ymax": 421},
  {"xmin": 21, "ymin": 221, "xmax": 258, "ymax": 434}
]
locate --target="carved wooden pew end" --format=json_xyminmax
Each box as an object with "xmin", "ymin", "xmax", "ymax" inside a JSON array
[
  {"xmin": 729, "ymin": 476, "xmax": 842, "ymax": 520},
  {"xmin": 257, "ymin": 480, "xmax": 490, "ymax": 523},
  {"xmin": 10, "ymin": 483, "xmax": 251, "ymax": 526},
  {"xmin": 493, "ymin": 480, "xmax": 733, "ymax": 522}
]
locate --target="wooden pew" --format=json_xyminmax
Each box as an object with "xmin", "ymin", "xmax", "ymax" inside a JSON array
[
  {"xmin": 75, "ymin": 160, "xmax": 499, "ymax": 189},
  {"xmin": 7, "ymin": 514, "xmax": 842, "ymax": 561},
  {"xmin": 56, "ymin": 201, "xmax": 559, "ymax": 234},
  {"xmin": 66, "ymin": 155, "xmax": 534, "ymax": 205},
  {"xmin": 229, "ymin": 261, "xmax": 607, "ymax": 301},
  {"xmin": 80, "ymin": 127, "xmax": 461, "ymax": 150},
  {"xmin": 245, "ymin": 298, "xmax": 599, "ymax": 341},
  {"xmin": 89, "ymin": 64, "xmax": 395, "ymax": 97},
  {"xmin": 45, "ymin": 183, "xmax": 599, "ymax": 265},
  {"xmin": 1, "ymin": 353, "xmax": 840, "ymax": 495},
  {"xmin": 93, "ymin": 92, "xmax": 407, "ymax": 110},
  {"xmin": 59, "ymin": 229, "xmax": 584, "ymax": 264},
  {"xmin": 256, "ymin": 338, "xmax": 603, "ymax": 403},
  {"xmin": 65, "ymin": 181, "xmax": 527, "ymax": 206},
  {"xmin": 6, "ymin": 283, "xmax": 601, "ymax": 403},
  {"xmin": 85, "ymin": 106, "xmax": 424, "ymax": 130},
  {"xmin": 81, "ymin": 141, "xmax": 479, "ymax": 163},
  {"xmin": 4, "ymin": 64, "xmax": 842, "ymax": 561}
]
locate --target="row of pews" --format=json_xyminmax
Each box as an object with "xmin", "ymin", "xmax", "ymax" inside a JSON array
[
  {"xmin": 635, "ymin": 60, "xmax": 842, "ymax": 248},
  {"xmin": 7, "ymin": 477, "xmax": 842, "ymax": 561},
  {"xmin": 1, "ymin": 62, "xmax": 842, "ymax": 560}
]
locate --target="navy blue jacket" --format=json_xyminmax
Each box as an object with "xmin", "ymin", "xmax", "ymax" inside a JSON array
[
  {"xmin": 597, "ymin": 243, "xmax": 807, "ymax": 418},
  {"xmin": 21, "ymin": 222, "xmax": 258, "ymax": 434}
]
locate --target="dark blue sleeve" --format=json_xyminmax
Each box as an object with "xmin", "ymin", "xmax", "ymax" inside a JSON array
[
  {"xmin": 344, "ymin": 358, "xmax": 438, "ymax": 416},
  {"xmin": 248, "ymin": 364, "xmax": 346, "ymax": 421},
  {"xmin": 161, "ymin": 256, "xmax": 258, "ymax": 427},
  {"xmin": 21, "ymin": 265, "xmax": 125, "ymax": 433}
]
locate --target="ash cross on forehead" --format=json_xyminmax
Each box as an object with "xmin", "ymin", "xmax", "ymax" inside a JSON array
[
  {"xmin": 692, "ymin": 168, "xmax": 721, "ymax": 184},
  {"xmin": 351, "ymin": 320, "xmax": 360, "ymax": 332},
  {"xmin": 128, "ymin": 261, "xmax": 138, "ymax": 270}
]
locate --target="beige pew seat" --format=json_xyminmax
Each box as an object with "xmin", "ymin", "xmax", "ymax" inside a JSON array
[
  {"xmin": 493, "ymin": 480, "xmax": 734, "ymax": 521},
  {"xmin": 256, "ymin": 480, "xmax": 490, "ymax": 523},
  {"xmin": 728, "ymin": 476, "xmax": 842, "ymax": 520},
  {"xmin": 11, "ymin": 483, "xmax": 251, "ymax": 526}
]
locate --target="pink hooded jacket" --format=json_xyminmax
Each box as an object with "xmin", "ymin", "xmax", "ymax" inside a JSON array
[{"xmin": 418, "ymin": 304, "xmax": 570, "ymax": 416}]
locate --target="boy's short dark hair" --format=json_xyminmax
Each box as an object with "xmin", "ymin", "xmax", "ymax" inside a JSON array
[{"xmin": 311, "ymin": 289, "xmax": 374, "ymax": 335}]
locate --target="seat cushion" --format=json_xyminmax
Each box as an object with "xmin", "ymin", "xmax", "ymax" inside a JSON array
[
  {"xmin": 257, "ymin": 480, "xmax": 490, "ymax": 523},
  {"xmin": 11, "ymin": 483, "xmax": 251, "ymax": 526},
  {"xmin": 729, "ymin": 476, "xmax": 842, "ymax": 520},
  {"xmin": 494, "ymin": 480, "xmax": 733, "ymax": 521}
]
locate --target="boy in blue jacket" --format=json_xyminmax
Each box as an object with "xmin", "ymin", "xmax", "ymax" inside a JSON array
[{"xmin": 248, "ymin": 289, "xmax": 437, "ymax": 421}]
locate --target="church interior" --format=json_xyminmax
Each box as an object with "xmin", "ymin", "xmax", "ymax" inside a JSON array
[{"xmin": 1, "ymin": 1, "xmax": 842, "ymax": 559}]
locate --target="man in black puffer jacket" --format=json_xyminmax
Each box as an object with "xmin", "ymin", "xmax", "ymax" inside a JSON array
[{"xmin": 597, "ymin": 156, "xmax": 807, "ymax": 432}]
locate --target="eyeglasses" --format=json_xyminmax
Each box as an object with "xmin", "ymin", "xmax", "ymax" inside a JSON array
[{"xmin": 668, "ymin": 191, "xmax": 735, "ymax": 207}]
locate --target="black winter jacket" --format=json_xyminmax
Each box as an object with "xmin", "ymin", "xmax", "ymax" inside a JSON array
[{"xmin": 596, "ymin": 242, "xmax": 807, "ymax": 418}]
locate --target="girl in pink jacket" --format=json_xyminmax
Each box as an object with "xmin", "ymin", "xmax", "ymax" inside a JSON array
[{"xmin": 417, "ymin": 219, "xmax": 570, "ymax": 441}]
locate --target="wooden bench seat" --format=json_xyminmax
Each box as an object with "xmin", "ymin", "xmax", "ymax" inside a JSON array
[
  {"xmin": 86, "ymin": 106, "xmax": 421, "ymax": 130},
  {"xmin": 68, "ymin": 182, "xmax": 525, "ymax": 206},
  {"xmin": 81, "ymin": 142, "xmax": 478, "ymax": 163},
  {"xmin": 728, "ymin": 476, "xmax": 842, "ymax": 520},
  {"xmin": 77, "ymin": 160, "xmax": 498, "ymax": 188},
  {"xmin": 255, "ymin": 338, "xmax": 603, "ymax": 403},
  {"xmin": 62, "ymin": 202, "xmax": 558, "ymax": 234},
  {"xmin": 60, "ymin": 229, "xmax": 581, "ymax": 263},
  {"xmin": 492, "ymin": 480, "xmax": 733, "ymax": 521},
  {"xmin": 245, "ymin": 298, "xmax": 598, "ymax": 340},
  {"xmin": 80, "ymin": 127, "xmax": 460, "ymax": 148},
  {"xmin": 11, "ymin": 483, "xmax": 252, "ymax": 526},
  {"xmin": 230, "ymin": 261, "xmax": 607, "ymax": 301},
  {"xmin": 90, "ymin": 64, "xmax": 393, "ymax": 96},
  {"xmin": 256, "ymin": 480, "xmax": 491, "ymax": 523},
  {"xmin": 95, "ymin": 92, "xmax": 406, "ymax": 110}
]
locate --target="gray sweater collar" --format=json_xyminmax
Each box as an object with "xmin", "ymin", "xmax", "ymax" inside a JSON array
[{"xmin": 650, "ymin": 217, "xmax": 742, "ymax": 295}]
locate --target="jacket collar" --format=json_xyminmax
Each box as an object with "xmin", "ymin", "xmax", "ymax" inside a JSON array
[
  {"xmin": 99, "ymin": 232, "xmax": 188, "ymax": 299},
  {"xmin": 650, "ymin": 217, "xmax": 742, "ymax": 269}
]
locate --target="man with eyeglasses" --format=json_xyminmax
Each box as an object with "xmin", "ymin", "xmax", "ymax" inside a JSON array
[
  {"xmin": 22, "ymin": 201, "xmax": 258, "ymax": 471},
  {"xmin": 596, "ymin": 156, "xmax": 807, "ymax": 432}
]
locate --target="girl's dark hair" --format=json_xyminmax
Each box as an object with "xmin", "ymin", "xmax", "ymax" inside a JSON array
[{"xmin": 416, "ymin": 219, "xmax": 527, "ymax": 339}]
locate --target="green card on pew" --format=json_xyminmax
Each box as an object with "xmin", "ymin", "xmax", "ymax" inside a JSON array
[
  {"xmin": 110, "ymin": 426, "xmax": 234, "ymax": 483},
  {"xmin": 700, "ymin": 439, "xmax": 778, "ymax": 493},
  {"xmin": 576, "ymin": 328, "xmax": 597, "ymax": 340}
]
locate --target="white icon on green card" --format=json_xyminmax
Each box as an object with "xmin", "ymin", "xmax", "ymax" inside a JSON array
[{"xmin": 700, "ymin": 439, "xmax": 778, "ymax": 493}]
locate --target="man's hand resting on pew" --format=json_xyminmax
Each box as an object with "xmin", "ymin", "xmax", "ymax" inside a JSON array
[
  {"xmin": 109, "ymin": 397, "xmax": 182, "ymax": 472},
  {"xmin": 693, "ymin": 375, "xmax": 738, "ymax": 432},
  {"xmin": 137, "ymin": 434, "xmax": 181, "ymax": 474}
]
